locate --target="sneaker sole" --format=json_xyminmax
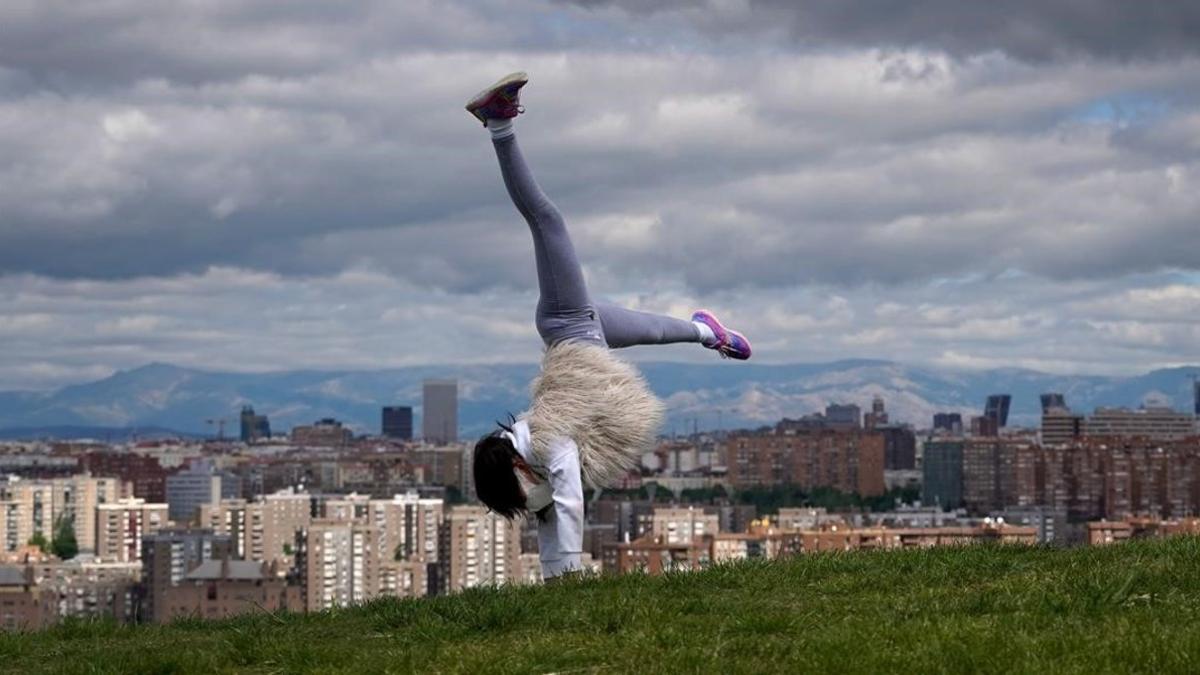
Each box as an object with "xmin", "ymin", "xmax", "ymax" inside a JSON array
[
  {"xmin": 724, "ymin": 330, "xmax": 752, "ymax": 360},
  {"xmin": 465, "ymin": 71, "xmax": 529, "ymax": 118}
]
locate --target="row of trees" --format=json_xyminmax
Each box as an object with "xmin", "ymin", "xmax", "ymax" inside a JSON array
[{"xmin": 27, "ymin": 513, "xmax": 79, "ymax": 560}]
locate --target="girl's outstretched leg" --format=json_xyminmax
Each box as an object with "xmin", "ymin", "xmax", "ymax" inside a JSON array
[
  {"xmin": 595, "ymin": 302, "xmax": 701, "ymax": 348},
  {"xmin": 469, "ymin": 73, "xmax": 605, "ymax": 347},
  {"xmin": 597, "ymin": 303, "xmax": 753, "ymax": 360}
]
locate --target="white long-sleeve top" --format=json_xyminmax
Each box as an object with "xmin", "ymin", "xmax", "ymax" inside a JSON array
[{"xmin": 510, "ymin": 419, "xmax": 584, "ymax": 579}]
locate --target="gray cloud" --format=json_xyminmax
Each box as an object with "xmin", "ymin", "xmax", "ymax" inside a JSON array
[
  {"xmin": 3, "ymin": 47, "xmax": 1198, "ymax": 289},
  {"xmin": 1, "ymin": 0, "xmax": 1199, "ymax": 390},
  {"xmin": 560, "ymin": 0, "xmax": 1200, "ymax": 62}
]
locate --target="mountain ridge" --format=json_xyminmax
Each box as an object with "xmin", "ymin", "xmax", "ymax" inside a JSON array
[{"xmin": 1, "ymin": 360, "xmax": 1197, "ymax": 440}]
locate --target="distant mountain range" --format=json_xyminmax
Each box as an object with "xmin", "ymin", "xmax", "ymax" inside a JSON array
[{"xmin": 0, "ymin": 360, "xmax": 1197, "ymax": 441}]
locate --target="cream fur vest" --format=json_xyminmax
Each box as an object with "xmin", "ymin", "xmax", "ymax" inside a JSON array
[{"xmin": 522, "ymin": 341, "xmax": 665, "ymax": 489}]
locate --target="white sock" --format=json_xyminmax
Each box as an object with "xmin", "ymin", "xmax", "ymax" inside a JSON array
[
  {"xmin": 488, "ymin": 118, "xmax": 514, "ymax": 140},
  {"xmin": 693, "ymin": 321, "xmax": 717, "ymax": 346}
]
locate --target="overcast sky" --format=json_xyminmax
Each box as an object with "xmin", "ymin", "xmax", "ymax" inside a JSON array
[{"xmin": 2, "ymin": 0, "xmax": 1199, "ymax": 391}]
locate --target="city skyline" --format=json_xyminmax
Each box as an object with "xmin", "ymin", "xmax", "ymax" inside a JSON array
[{"xmin": 1, "ymin": 2, "xmax": 1199, "ymax": 391}]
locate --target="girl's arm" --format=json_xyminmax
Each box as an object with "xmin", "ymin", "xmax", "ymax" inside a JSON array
[{"xmin": 537, "ymin": 436, "xmax": 584, "ymax": 578}]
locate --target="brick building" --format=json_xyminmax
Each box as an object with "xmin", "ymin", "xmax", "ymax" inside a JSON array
[
  {"xmin": 724, "ymin": 429, "xmax": 885, "ymax": 496},
  {"xmin": 0, "ymin": 565, "xmax": 54, "ymax": 631},
  {"xmin": 1087, "ymin": 516, "xmax": 1200, "ymax": 546},
  {"xmin": 140, "ymin": 528, "xmax": 236, "ymax": 623},
  {"xmin": 80, "ymin": 452, "xmax": 169, "ymax": 503},
  {"xmin": 157, "ymin": 558, "xmax": 301, "ymax": 624},
  {"xmin": 930, "ymin": 437, "xmax": 1200, "ymax": 522}
]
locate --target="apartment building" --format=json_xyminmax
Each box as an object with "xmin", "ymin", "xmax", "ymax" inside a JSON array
[
  {"xmin": 436, "ymin": 506, "xmax": 521, "ymax": 593},
  {"xmin": 366, "ymin": 493, "xmax": 444, "ymax": 564},
  {"xmin": 1085, "ymin": 407, "xmax": 1197, "ymax": 441},
  {"xmin": 36, "ymin": 558, "xmax": 140, "ymax": 623},
  {"xmin": 0, "ymin": 475, "xmax": 124, "ymax": 554},
  {"xmin": 95, "ymin": 498, "xmax": 168, "ymax": 563},
  {"xmin": 725, "ymin": 429, "xmax": 886, "ymax": 496},
  {"xmin": 649, "ymin": 507, "xmax": 719, "ymax": 545},
  {"xmin": 295, "ymin": 519, "xmax": 381, "ymax": 612},
  {"xmin": 199, "ymin": 489, "xmax": 312, "ymax": 565}
]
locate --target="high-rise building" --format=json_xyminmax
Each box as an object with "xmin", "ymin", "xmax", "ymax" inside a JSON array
[
  {"xmin": 140, "ymin": 528, "xmax": 234, "ymax": 623},
  {"xmin": 921, "ymin": 440, "xmax": 964, "ymax": 510},
  {"xmin": 1042, "ymin": 408, "xmax": 1084, "ymax": 446},
  {"xmin": 422, "ymin": 380, "xmax": 458, "ymax": 444},
  {"xmin": 724, "ymin": 429, "xmax": 886, "ymax": 496},
  {"xmin": 971, "ymin": 415, "xmax": 999, "ymax": 437},
  {"xmin": 932, "ymin": 413, "xmax": 963, "ymax": 434},
  {"xmin": 0, "ymin": 498, "xmax": 23, "ymax": 555},
  {"xmin": 0, "ymin": 475, "xmax": 123, "ymax": 554},
  {"xmin": 199, "ymin": 489, "xmax": 315, "ymax": 566},
  {"xmin": 294, "ymin": 520, "xmax": 381, "ymax": 611},
  {"xmin": 165, "ymin": 461, "xmax": 241, "ymax": 524},
  {"xmin": 381, "ymin": 406, "xmax": 413, "ymax": 440},
  {"xmin": 985, "ymin": 394, "xmax": 1012, "ymax": 428},
  {"xmin": 378, "ymin": 560, "xmax": 427, "ymax": 599},
  {"xmin": 95, "ymin": 498, "xmax": 168, "ymax": 563},
  {"xmin": 437, "ymin": 506, "xmax": 520, "ymax": 593},
  {"xmin": 1085, "ymin": 407, "xmax": 1196, "ymax": 441},
  {"xmin": 251, "ymin": 490, "xmax": 313, "ymax": 565},
  {"xmin": 239, "ymin": 406, "xmax": 271, "ymax": 444},
  {"xmin": 1193, "ymin": 378, "xmax": 1200, "ymax": 416},
  {"xmin": 878, "ymin": 425, "xmax": 917, "ymax": 470},
  {"xmin": 81, "ymin": 452, "xmax": 168, "ymax": 502},
  {"xmin": 197, "ymin": 499, "xmax": 248, "ymax": 558},
  {"xmin": 366, "ymin": 493, "xmax": 444, "ymax": 565}
]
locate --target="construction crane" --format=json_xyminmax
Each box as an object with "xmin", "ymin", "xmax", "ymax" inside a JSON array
[{"xmin": 205, "ymin": 418, "xmax": 228, "ymax": 442}]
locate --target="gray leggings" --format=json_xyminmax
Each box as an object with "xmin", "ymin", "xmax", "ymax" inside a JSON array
[{"xmin": 493, "ymin": 133, "xmax": 701, "ymax": 349}]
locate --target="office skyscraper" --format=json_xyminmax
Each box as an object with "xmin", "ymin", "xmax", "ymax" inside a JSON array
[
  {"xmin": 984, "ymin": 394, "xmax": 1011, "ymax": 428},
  {"xmin": 824, "ymin": 403, "xmax": 862, "ymax": 429},
  {"xmin": 422, "ymin": 379, "xmax": 458, "ymax": 444},
  {"xmin": 240, "ymin": 406, "xmax": 271, "ymax": 443},
  {"xmin": 382, "ymin": 406, "xmax": 413, "ymax": 440},
  {"xmin": 933, "ymin": 412, "xmax": 963, "ymax": 433},
  {"xmin": 1194, "ymin": 379, "xmax": 1200, "ymax": 416}
]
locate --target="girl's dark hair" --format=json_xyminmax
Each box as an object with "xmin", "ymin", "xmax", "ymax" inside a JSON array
[{"xmin": 473, "ymin": 428, "xmax": 526, "ymax": 520}]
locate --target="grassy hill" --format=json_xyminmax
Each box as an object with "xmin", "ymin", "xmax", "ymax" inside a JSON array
[{"xmin": 4, "ymin": 538, "xmax": 1200, "ymax": 674}]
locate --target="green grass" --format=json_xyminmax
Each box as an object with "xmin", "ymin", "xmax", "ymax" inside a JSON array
[{"xmin": 5, "ymin": 537, "xmax": 1200, "ymax": 674}]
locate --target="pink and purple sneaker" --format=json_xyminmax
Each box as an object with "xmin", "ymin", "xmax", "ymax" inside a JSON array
[
  {"xmin": 692, "ymin": 309, "xmax": 752, "ymax": 360},
  {"xmin": 465, "ymin": 72, "xmax": 528, "ymax": 126}
]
